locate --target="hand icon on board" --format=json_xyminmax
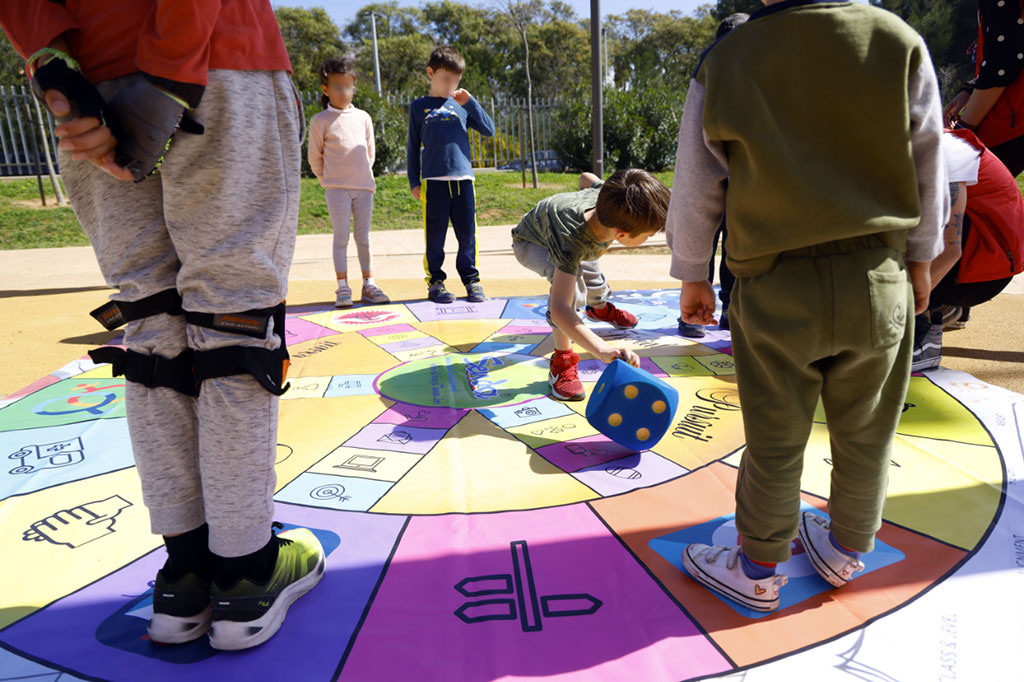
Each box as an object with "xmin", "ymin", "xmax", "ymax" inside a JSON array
[{"xmin": 22, "ymin": 495, "xmax": 133, "ymax": 549}]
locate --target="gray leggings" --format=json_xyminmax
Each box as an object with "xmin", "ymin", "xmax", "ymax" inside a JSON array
[
  {"xmin": 326, "ymin": 188, "xmax": 374, "ymax": 276},
  {"xmin": 61, "ymin": 70, "xmax": 303, "ymax": 557},
  {"xmin": 512, "ymin": 238, "xmax": 610, "ymax": 324}
]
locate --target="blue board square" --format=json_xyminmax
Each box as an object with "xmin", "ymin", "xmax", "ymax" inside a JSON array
[{"xmin": 648, "ymin": 503, "xmax": 905, "ymax": 619}]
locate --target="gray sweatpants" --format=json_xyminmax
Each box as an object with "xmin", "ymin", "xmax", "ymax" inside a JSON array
[
  {"xmin": 512, "ymin": 238, "xmax": 610, "ymax": 324},
  {"xmin": 60, "ymin": 70, "xmax": 303, "ymax": 557},
  {"xmin": 325, "ymin": 188, "xmax": 374, "ymax": 276}
]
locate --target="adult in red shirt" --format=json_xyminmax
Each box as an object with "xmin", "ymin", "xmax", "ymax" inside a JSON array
[
  {"xmin": 945, "ymin": 0, "xmax": 1024, "ymax": 177},
  {"xmin": 1, "ymin": 1, "xmax": 324, "ymax": 651},
  {"xmin": 912, "ymin": 129, "xmax": 1024, "ymax": 371}
]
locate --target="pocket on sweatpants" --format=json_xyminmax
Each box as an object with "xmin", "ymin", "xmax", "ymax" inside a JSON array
[{"xmin": 867, "ymin": 268, "xmax": 908, "ymax": 349}]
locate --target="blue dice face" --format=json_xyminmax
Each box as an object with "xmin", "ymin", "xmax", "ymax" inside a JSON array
[{"xmin": 585, "ymin": 360, "xmax": 679, "ymax": 451}]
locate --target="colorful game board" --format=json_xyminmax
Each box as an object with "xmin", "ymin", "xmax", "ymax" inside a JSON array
[{"xmin": 1, "ymin": 290, "xmax": 1021, "ymax": 681}]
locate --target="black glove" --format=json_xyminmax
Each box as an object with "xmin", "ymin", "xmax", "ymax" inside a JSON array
[
  {"xmin": 107, "ymin": 78, "xmax": 200, "ymax": 182},
  {"xmin": 30, "ymin": 52, "xmax": 109, "ymax": 125}
]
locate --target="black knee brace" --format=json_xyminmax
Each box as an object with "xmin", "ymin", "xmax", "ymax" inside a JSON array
[
  {"xmin": 186, "ymin": 303, "xmax": 291, "ymax": 396},
  {"xmin": 88, "ymin": 289, "xmax": 198, "ymax": 396}
]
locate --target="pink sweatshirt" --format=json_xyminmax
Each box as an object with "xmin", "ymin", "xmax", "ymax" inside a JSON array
[{"xmin": 308, "ymin": 104, "xmax": 376, "ymax": 192}]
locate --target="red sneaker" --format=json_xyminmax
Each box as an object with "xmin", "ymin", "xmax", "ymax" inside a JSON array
[
  {"xmin": 549, "ymin": 350, "xmax": 585, "ymax": 401},
  {"xmin": 585, "ymin": 303, "xmax": 638, "ymax": 329}
]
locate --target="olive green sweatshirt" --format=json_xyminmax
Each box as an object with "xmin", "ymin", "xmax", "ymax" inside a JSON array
[{"xmin": 666, "ymin": 0, "xmax": 949, "ymax": 281}]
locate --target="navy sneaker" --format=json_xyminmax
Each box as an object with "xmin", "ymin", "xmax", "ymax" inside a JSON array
[
  {"xmin": 466, "ymin": 282, "xmax": 486, "ymax": 302},
  {"xmin": 428, "ymin": 281, "xmax": 455, "ymax": 304},
  {"xmin": 677, "ymin": 317, "xmax": 706, "ymax": 339}
]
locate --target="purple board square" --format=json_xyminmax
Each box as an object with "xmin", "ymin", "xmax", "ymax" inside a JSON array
[{"xmin": 535, "ymin": 435, "xmax": 639, "ymax": 473}]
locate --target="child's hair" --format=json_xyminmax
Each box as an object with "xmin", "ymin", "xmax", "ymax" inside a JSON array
[
  {"xmin": 428, "ymin": 45, "xmax": 466, "ymax": 75},
  {"xmin": 320, "ymin": 58, "xmax": 357, "ymax": 109},
  {"xmin": 715, "ymin": 13, "xmax": 749, "ymax": 40},
  {"xmin": 595, "ymin": 169, "xmax": 671, "ymax": 237}
]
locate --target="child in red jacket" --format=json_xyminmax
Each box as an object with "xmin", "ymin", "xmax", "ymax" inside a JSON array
[{"xmin": 2, "ymin": 1, "xmax": 324, "ymax": 651}]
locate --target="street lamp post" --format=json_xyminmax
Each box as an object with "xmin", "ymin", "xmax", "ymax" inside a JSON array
[
  {"xmin": 590, "ymin": 0, "xmax": 603, "ymax": 177},
  {"xmin": 370, "ymin": 12, "xmax": 383, "ymax": 94}
]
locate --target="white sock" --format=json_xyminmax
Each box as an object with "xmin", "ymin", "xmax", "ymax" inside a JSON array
[
  {"xmin": 363, "ymin": 277, "xmax": 375, "ymax": 287},
  {"xmin": 337, "ymin": 278, "xmax": 348, "ymax": 290}
]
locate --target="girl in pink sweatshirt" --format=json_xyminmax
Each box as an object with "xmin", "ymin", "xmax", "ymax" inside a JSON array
[{"xmin": 309, "ymin": 59, "xmax": 389, "ymax": 307}]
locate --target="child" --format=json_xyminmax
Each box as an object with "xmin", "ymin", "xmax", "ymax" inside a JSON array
[
  {"xmin": 513, "ymin": 169, "xmax": 670, "ymax": 401},
  {"xmin": 0, "ymin": 1, "xmax": 324, "ymax": 649},
  {"xmin": 677, "ymin": 12, "xmax": 748, "ymax": 340},
  {"xmin": 407, "ymin": 45, "xmax": 495, "ymax": 304},
  {"xmin": 309, "ymin": 58, "xmax": 389, "ymax": 308},
  {"xmin": 912, "ymin": 128, "xmax": 1024, "ymax": 371},
  {"xmin": 667, "ymin": 0, "xmax": 947, "ymax": 612}
]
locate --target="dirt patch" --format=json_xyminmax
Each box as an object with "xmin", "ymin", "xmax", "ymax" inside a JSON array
[
  {"xmin": 612, "ymin": 245, "xmax": 671, "ymax": 256},
  {"xmin": 503, "ymin": 182, "xmax": 569, "ymax": 190},
  {"xmin": 11, "ymin": 199, "xmax": 70, "ymax": 210}
]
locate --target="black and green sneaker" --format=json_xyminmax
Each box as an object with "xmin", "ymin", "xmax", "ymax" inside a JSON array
[
  {"xmin": 208, "ymin": 526, "xmax": 325, "ymax": 651},
  {"xmin": 147, "ymin": 570, "xmax": 212, "ymax": 644}
]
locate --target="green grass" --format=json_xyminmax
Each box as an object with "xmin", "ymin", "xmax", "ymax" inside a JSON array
[
  {"xmin": 1, "ymin": 171, "xmax": 677, "ymax": 250},
  {"xmin": 0, "ymin": 178, "xmax": 90, "ymax": 249}
]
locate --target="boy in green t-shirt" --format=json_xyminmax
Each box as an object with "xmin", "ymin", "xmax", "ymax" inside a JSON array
[{"xmin": 512, "ymin": 169, "xmax": 671, "ymax": 401}]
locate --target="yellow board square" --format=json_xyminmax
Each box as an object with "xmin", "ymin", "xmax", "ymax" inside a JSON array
[
  {"xmin": 0, "ymin": 468, "xmax": 158, "ymax": 630},
  {"xmin": 651, "ymin": 356, "xmax": 714, "ymax": 377},
  {"xmin": 506, "ymin": 414, "xmax": 599, "ymax": 450},
  {"xmin": 371, "ymin": 412, "xmax": 597, "ymax": 514},
  {"xmin": 302, "ymin": 305, "xmax": 418, "ymax": 333},
  {"xmin": 276, "ymin": 395, "xmax": 393, "ymax": 490}
]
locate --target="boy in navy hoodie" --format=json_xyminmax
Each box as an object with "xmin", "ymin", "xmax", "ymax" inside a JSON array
[{"xmin": 407, "ymin": 45, "xmax": 495, "ymax": 303}]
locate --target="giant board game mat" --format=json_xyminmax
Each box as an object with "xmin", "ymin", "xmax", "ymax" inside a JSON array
[{"xmin": 1, "ymin": 290, "xmax": 1021, "ymax": 681}]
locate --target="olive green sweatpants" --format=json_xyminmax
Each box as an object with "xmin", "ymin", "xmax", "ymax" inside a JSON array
[{"xmin": 729, "ymin": 236, "xmax": 914, "ymax": 563}]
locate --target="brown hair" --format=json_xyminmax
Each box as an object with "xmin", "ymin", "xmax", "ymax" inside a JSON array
[
  {"xmin": 595, "ymin": 169, "xmax": 671, "ymax": 236},
  {"xmin": 320, "ymin": 58, "xmax": 357, "ymax": 109},
  {"xmin": 428, "ymin": 45, "xmax": 466, "ymax": 75}
]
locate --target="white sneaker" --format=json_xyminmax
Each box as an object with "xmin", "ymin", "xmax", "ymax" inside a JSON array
[
  {"xmin": 681, "ymin": 544, "xmax": 788, "ymax": 612},
  {"xmin": 361, "ymin": 283, "xmax": 390, "ymax": 305},
  {"xmin": 334, "ymin": 283, "xmax": 353, "ymax": 308},
  {"xmin": 797, "ymin": 512, "xmax": 865, "ymax": 587}
]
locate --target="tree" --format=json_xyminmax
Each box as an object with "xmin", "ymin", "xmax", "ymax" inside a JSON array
[
  {"xmin": 347, "ymin": 3, "xmax": 435, "ymax": 95},
  {"xmin": 0, "ymin": 34, "xmax": 25, "ymax": 84},
  {"xmin": 869, "ymin": 0, "xmax": 977, "ymax": 98},
  {"xmin": 500, "ymin": 0, "xmax": 543, "ymax": 188},
  {"xmin": 274, "ymin": 7, "xmax": 347, "ymax": 93},
  {"xmin": 606, "ymin": 9, "xmax": 717, "ymax": 93}
]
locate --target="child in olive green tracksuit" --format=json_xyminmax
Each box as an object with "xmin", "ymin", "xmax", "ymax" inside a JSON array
[{"xmin": 666, "ymin": 0, "xmax": 948, "ymax": 612}]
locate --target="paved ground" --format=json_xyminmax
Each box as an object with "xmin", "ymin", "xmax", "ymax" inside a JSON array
[{"xmin": 1, "ymin": 225, "xmax": 1021, "ymax": 397}]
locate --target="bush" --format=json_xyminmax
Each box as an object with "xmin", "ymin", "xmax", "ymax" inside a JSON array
[
  {"xmin": 300, "ymin": 91, "xmax": 407, "ymax": 178},
  {"xmin": 551, "ymin": 85, "xmax": 684, "ymax": 173}
]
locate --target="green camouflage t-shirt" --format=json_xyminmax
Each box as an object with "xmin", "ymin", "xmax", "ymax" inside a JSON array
[{"xmin": 511, "ymin": 182, "xmax": 611, "ymax": 274}]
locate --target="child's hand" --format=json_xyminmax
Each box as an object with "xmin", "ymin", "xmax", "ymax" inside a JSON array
[
  {"xmin": 599, "ymin": 347, "xmax": 640, "ymax": 367},
  {"xmin": 453, "ymin": 89, "xmax": 471, "ymax": 106},
  {"xmin": 411, "ymin": 185, "xmax": 421, "ymax": 200},
  {"xmin": 679, "ymin": 281, "xmax": 717, "ymax": 325},
  {"xmin": 907, "ymin": 260, "xmax": 932, "ymax": 315}
]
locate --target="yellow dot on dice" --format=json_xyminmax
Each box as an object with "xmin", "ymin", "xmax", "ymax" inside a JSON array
[
  {"xmin": 608, "ymin": 413, "xmax": 622, "ymax": 427},
  {"xmin": 651, "ymin": 400, "xmax": 667, "ymax": 414},
  {"xmin": 636, "ymin": 427, "xmax": 650, "ymax": 441},
  {"xmin": 624, "ymin": 385, "xmax": 638, "ymax": 399}
]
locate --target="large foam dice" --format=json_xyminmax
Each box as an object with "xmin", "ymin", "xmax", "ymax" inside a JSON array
[{"xmin": 585, "ymin": 359, "xmax": 679, "ymax": 451}]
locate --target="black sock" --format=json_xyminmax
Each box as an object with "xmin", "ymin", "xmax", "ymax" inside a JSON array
[
  {"xmin": 162, "ymin": 523, "xmax": 215, "ymax": 581},
  {"xmin": 217, "ymin": 534, "xmax": 279, "ymax": 587}
]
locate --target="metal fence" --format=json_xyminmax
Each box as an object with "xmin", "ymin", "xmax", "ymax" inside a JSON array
[
  {"xmin": 383, "ymin": 94, "xmax": 562, "ymax": 171},
  {"xmin": 0, "ymin": 84, "xmax": 61, "ymax": 178},
  {"xmin": 0, "ymin": 85, "xmax": 561, "ymax": 177}
]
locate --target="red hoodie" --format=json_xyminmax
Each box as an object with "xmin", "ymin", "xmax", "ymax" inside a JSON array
[
  {"xmin": 0, "ymin": 1, "xmax": 291, "ymax": 88},
  {"xmin": 950, "ymin": 128, "xmax": 1024, "ymax": 283}
]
